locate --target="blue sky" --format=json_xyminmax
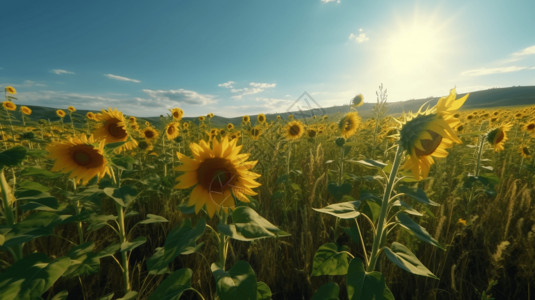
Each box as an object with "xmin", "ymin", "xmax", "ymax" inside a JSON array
[{"xmin": 2, "ymin": 0, "xmax": 534, "ymax": 117}]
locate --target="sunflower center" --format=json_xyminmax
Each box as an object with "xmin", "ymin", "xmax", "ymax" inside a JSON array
[
  {"xmin": 167, "ymin": 126, "xmax": 175, "ymax": 135},
  {"xmin": 71, "ymin": 145, "xmax": 103, "ymax": 168},
  {"xmin": 527, "ymin": 124, "xmax": 535, "ymax": 130},
  {"xmin": 289, "ymin": 125, "xmax": 301, "ymax": 136},
  {"xmin": 414, "ymin": 130, "xmax": 443, "ymax": 157},
  {"xmin": 106, "ymin": 119, "xmax": 127, "ymax": 138},
  {"xmin": 343, "ymin": 120, "xmax": 353, "ymax": 131},
  {"xmin": 251, "ymin": 128, "xmax": 260, "ymax": 136},
  {"xmin": 145, "ymin": 130, "xmax": 154, "ymax": 139},
  {"xmin": 493, "ymin": 130, "xmax": 505, "ymax": 144},
  {"xmin": 197, "ymin": 157, "xmax": 238, "ymax": 193}
]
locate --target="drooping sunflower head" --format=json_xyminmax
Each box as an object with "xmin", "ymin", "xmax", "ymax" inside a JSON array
[
  {"xmin": 142, "ymin": 126, "xmax": 159, "ymax": 141},
  {"xmin": 3, "ymin": 101, "xmax": 16, "ymax": 111},
  {"xmin": 285, "ymin": 120, "xmax": 305, "ymax": 140},
  {"xmin": 352, "ymin": 94, "xmax": 364, "ymax": 107},
  {"xmin": 68, "ymin": 106, "xmax": 76, "ymax": 113},
  {"xmin": 20, "ymin": 106, "xmax": 32, "ymax": 115},
  {"xmin": 170, "ymin": 108, "xmax": 184, "ymax": 121},
  {"xmin": 5, "ymin": 86, "xmax": 16, "ymax": 94},
  {"xmin": 46, "ymin": 134, "xmax": 111, "ymax": 185},
  {"xmin": 165, "ymin": 122, "xmax": 180, "ymax": 140},
  {"xmin": 257, "ymin": 113, "xmax": 266, "ymax": 124},
  {"xmin": 338, "ymin": 112, "xmax": 361, "ymax": 139},
  {"xmin": 56, "ymin": 109, "xmax": 66, "ymax": 118},
  {"xmin": 486, "ymin": 123, "xmax": 512, "ymax": 152},
  {"xmin": 174, "ymin": 137, "xmax": 261, "ymax": 217}
]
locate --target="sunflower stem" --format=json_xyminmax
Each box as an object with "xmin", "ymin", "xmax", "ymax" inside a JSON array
[
  {"xmin": 1, "ymin": 168, "xmax": 23, "ymax": 261},
  {"xmin": 116, "ymin": 202, "xmax": 131, "ymax": 294},
  {"xmin": 474, "ymin": 134, "xmax": 486, "ymax": 178},
  {"xmin": 366, "ymin": 144, "xmax": 403, "ymax": 272},
  {"xmin": 218, "ymin": 210, "xmax": 229, "ymax": 270}
]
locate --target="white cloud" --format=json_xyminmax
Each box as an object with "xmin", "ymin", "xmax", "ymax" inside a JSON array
[
  {"xmin": 250, "ymin": 82, "xmax": 276, "ymax": 89},
  {"xmin": 104, "ymin": 73, "xmax": 141, "ymax": 83},
  {"xmin": 141, "ymin": 88, "xmax": 216, "ymax": 105},
  {"xmin": 349, "ymin": 28, "xmax": 369, "ymax": 43},
  {"xmin": 226, "ymin": 82, "xmax": 277, "ymax": 99},
  {"xmin": 51, "ymin": 69, "xmax": 75, "ymax": 75},
  {"xmin": 512, "ymin": 45, "xmax": 535, "ymax": 58},
  {"xmin": 321, "ymin": 0, "xmax": 340, "ymax": 3},
  {"xmin": 218, "ymin": 81, "xmax": 235, "ymax": 88},
  {"xmin": 461, "ymin": 66, "xmax": 534, "ymax": 76}
]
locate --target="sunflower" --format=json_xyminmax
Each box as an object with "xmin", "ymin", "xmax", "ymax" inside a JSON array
[
  {"xmin": 170, "ymin": 108, "xmax": 184, "ymax": 121},
  {"xmin": 207, "ymin": 113, "xmax": 214, "ymax": 119},
  {"xmin": 165, "ymin": 122, "xmax": 180, "ymax": 140},
  {"xmin": 93, "ymin": 107, "xmax": 137, "ymax": 152},
  {"xmin": 182, "ymin": 122, "xmax": 190, "ymax": 129},
  {"xmin": 198, "ymin": 116, "xmax": 205, "ymax": 122},
  {"xmin": 5, "ymin": 86, "xmax": 16, "ymax": 94},
  {"xmin": 257, "ymin": 113, "xmax": 266, "ymax": 124},
  {"xmin": 250, "ymin": 127, "xmax": 262, "ymax": 140},
  {"xmin": 3, "ymin": 101, "xmax": 16, "ymax": 111},
  {"xmin": 399, "ymin": 88, "xmax": 468, "ymax": 180},
  {"xmin": 339, "ymin": 112, "xmax": 361, "ymax": 139},
  {"xmin": 284, "ymin": 120, "xmax": 305, "ymax": 140},
  {"xmin": 128, "ymin": 116, "xmax": 137, "ymax": 123},
  {"xmin": 519, "ymin": 145, "xmax": 531, "ymax": 159},
  {"xmin": 86, "ymin": 112, "xmax": 96, "ymax": 120},
  {"xmin": 46, "ymin": 134, "xmax": 111, "ymax": 185},
  {"xmin": 142, "ymin": 126, "xmax": 159, "ymax": 142},
  {"xmin": 352, "ymin": 94, "xmax": 364, "ymax": 107},
  {"xmin": 68, "ymin": 106, "xmax": 76, "ymax": 112},
  {"xmin": 523, "ymin": 120, "xmax": 535, "ymax": 137},
  {"xmin": 174, "ymin": 137, "xmax": 261, "ymax": 217},
  {"xmin": 307, "ymin": 128, "xmax": 318, "ymax": 138},
  {"xmin": 20, "ymin": 106, "xmax": 32, "ymax": 115},
  {"xmin": 226, "ymin": 123, "xmax": 235, "ymax": 130},
  {"xmin": 56, "ymin": 109, "xmax": 66, "ymax": 118},
  {"xmin": 486, "ymin": 123, "xmax": 512, "ymax": 152},
  {"xmin": 242, "ymin": 115, "xmax": 250, "ymax": 123}
]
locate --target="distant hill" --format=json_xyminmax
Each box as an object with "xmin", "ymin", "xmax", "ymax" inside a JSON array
[{"xmin": 5, "ymin": 86, "xmax": 535, "ymax": 128}]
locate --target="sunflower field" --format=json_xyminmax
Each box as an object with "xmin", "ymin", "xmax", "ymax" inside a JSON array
[{"xmin": 0, "ymin": 85, "xmax": 534, "ymax": 300}]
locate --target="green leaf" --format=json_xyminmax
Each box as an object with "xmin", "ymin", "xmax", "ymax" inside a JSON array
[
  {"xmin": 398, "ymin": 186, "xmax": 439, "ymax": 206},
  {"xmin": 87, "ymin": 214, "xmax": 117, "ymax": 232},
  {"xmin": 51, "ymin": 290, "xmax": 69, "ymax": 300},
  {"xmin": 147, "ymin": 219, "xmax": 206, "ymax": 275},
  {"xmin": 218, "ymin": 206, "xmax": 290, "ymax": 241},
  {"xmin": 121, "ymin": 236, "xmax": 147, "ymax": 253},
  {"xmin": 0, "ymin": 146, "xmax": 27, "ymax": 168},
  {"xmin": 148, "ymin": 268, "xmax": 192, "ymax": 300},
  {"xmin": 0, "ymin": 253, "xmax": 70, "ymax": 299},
  {"xmin": 327, "ymin": 182, "xmax": 352, "ymax": 201},
  {"xmin": 16, "ymin": 180, "xmax": 50, "ymax": 193},
  {"xmin": 104, "ymin": 141, "xmax": 126, "ymax": 150},
  {"xmin": 346, "ymin": 258, "xmax": 392, "ymax": 300},
  {"xmin": 313, "ymin": 201, "xmax": 361, "ymax": 219},
  {"xmin": 21, "ymin": 167, "xmax": 62, "ymax": 179},
  {"xmin": 397, "ymin": 213, "xmax": 444, "ymax": 250},
  {"xmin": 311, "ymin": 243, "xmax": 350, "ymax": 276},
  {"xmin": 64, "ymin": 242, "xmax": 100, "ymax": 277},
  {"xmin": 2, "ymin": 211, "xmax": 61, "ymax": 247},
  {"xmin": 103, "ymin": 186, "xmax": 139, "ymax": 208},
  {"xmin": 312, "ymin": 282, "xmax": 340, "ymax": 300},
  {"xmin": 256, "ymin": 282, "xmax": 272, "ymax": 300},
  {"xmin": 348, "ymin": 159, "xmax": 387, "ymax": 169},
  {"xmin": 361, "ymin": 199, "xmax": 381, "ymax": 223},
  {"xmin": 117, "ymin": 291, "xmax": 138, "ymax": 300},
  {"xmin": 137, "ymin": 214, "xmax": 169, "ymax": 225},
  {"xmin": 384, "ymin": 242, "xmax": 438, "ymax": 279},
  {"xmin": 211, "ymin": 260, "xmax": 257, "ymax": 300}
]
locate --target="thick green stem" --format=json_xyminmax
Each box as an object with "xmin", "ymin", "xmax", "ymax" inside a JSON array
[
  {"xmin": 1, "ymin": 168, "xmax": 23, "ymax": 261},
  {"xmin": 116, "ymin": 204, "xmax": 131, "ymax": 294},
  {"xmin": 366, "ymin": 145, "xmax": 403, "ymax": 272},
  {"xmin": 474, "ymin": 135, "xmax": 485, "ymax": 178},
  {"xmin": 218, "ymin": 211, "xmax": 229, "ymax": 270}
]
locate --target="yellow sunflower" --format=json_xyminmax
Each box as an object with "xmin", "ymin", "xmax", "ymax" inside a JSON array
[
  {"xmin": 307, "ymin": 128, "xmax": 318, "ymax": 138},
  {"xmin": 486, "ymin": 123, "xmax": 512, "ymax": 152},
  {"xmin": 68, "ymin": 106, "xmax": 76, "ymax": 112},
  {"xmin": 198, "ymin": 116, "xmax": 205, "ymax": 122},
  {"xmin": 142, "ymin": 126, "xmax": 159, "ymax": 142},
  {"xmin": 523, "ymin": 120, "xmax": 535, "ymax": 137},
  {"xmin": 86, "ymin": 112, "xmax": 96, "ymax": 120},
  {"xmin": 400, "ymin": 88, "xmax": 468, "ymax": 180},
  {"xmin": 170, "ymin": 108, "xmax": 184, "ymax": 121},
  {"xmin": 5, "ymin": 86, "xmax": 16, "ymax": 94},
  {"xmin": 128, "ymin": 116, "xmax": 137, "ymax": 123},
  {"xmin": 226, "ymin": 123, "xmax": 235, "ymax": 130},
  {"xmin": 519, "ymin": 145, "xmax": 531, "ymax": 159},
  {"xmin": 20, "ymin": 106, "xmax": 32, "ymax": 115},
  {"xmin": 257, "ymin": 113, "xmax": 266, "ymax": 124},
  {"xmin": 339, "ymin": 112, "xmax": 361, "ymax": 139},
  {"xmin": 46, "ymin": 134, "xmax": 111, "ymax": 185},
  {"xmin": 242, "ymin": 115, "xmax": 250, "ymax": 123},
  {"xmin": 165, "ymin": 122, "xmax": 180, "ymax": 140},
  {"xmin": 56, "ymin": 109, "xmax": 66, "ymax": 118},
  {"xmin": 285, "ymin": 120, "xmax": 305, "ymax": 140},
  {"xmin": 250, "ymin": 127, "xmax": 262, "ymax": 140},
  {"xmin": 182, "ymin": 122, "xmax": 190, "ymax": 129},
  {"xmin": 93, "ymin": 107, "xmax": 137, "ymax": 152},
  {"xmin": 352, "ymin": 94, "xmax": 364, "ymax": 107},
  {"xmin": 3, "ymin": 101, "xmax": 16, "ymax": 111},
  {"xmin": 174, "ymin": 137, "xmax": 261, "ymax": 217},
  {"xmin": 207, "ymin": 112, "xmax": 214, "ymax": 118}
]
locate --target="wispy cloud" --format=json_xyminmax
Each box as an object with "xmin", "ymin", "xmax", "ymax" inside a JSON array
[
  {"xmin": 51, "ymin": 69, "xmax": 75, "ymax": 75},
  {"xmin": 348, "ymin": 28, "xmax": 369, "ymax": 43},
  {"xmin": 223, "ymin": 81, "xmax": 276, "ymax": 99},
  {"xmin": 512, "ymin": 45, "xmax": 535, "ymax": 58},
  {"xmin": 218, "ymin": 81, "xmax": 235, "ymax": 88},
  {"xmin": 141, "ymin": 88, "xmax": 215, "ymax": 105},
  {"xmin": 461, "ymin": 66, "xmax": 535, "ymax": 76},
  {"xmin": 18, "ymin": 90, "xmax": 122, "ymax": 110},
  {"xmin": 104, "ymin": 73, "xmax": 141, "ymax": 83},
  {"xmin": 321, "ymin": 0, "xmax": 340, "ymax": 3}
]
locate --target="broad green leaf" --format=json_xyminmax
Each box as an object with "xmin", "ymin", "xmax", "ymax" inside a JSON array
[
  {"xmin": 384, "ymin": 242, "xmax": 438, "ymax": 279},
  {"xmin": 18, "ymin": 195, "xmax": 59, "ymax": 212},
  {"xmin": 348, "ymin": 159, "xmax": 387, "ymax": 169},
  {"xmin": 398, "ymin": 186, "xmax": 439, "ymax": 206},
  {"xmin": 21, "ymin": 167, "xmax": 62, "ymax": 179},
  {"xmin": 2, "ymin": 211, "xmax": 61, "ymax": 247},
  {"xmin": 51, "ymin": 290, "xmax": 69, "ymax": 300},
  {"xmin": 87, "ymin": 214, "xmax": 117, "ymax": 232},
  {"xmin": 103, "ymin": 186, "xmax": 139, "ymax": 208},
  {"xmin": 64, "ymin": 242, "xmax": 100, "ymax": 277},
  {"xmin": 121, "ymin": 236, "xmax": 147, "ymax": 253},
  {"xmin": 148, "ymin": 268, "xmax": 192, "ymax": 300},
  {"xmin": 361, "ymin": 199, "xmax": 381, "ymax": 223},
  {"xmin": 104, "ymin": 141, "xmax": 126, "ymax": 150},
  {"xmin": 397, "ymin": 213, "xmax": 444, "ymax": 250},
  {"xmin": 313, "ymin": 201, "xmax": 361, "ymax": 219},
  {"xmin": 138, "ymin": 214, "xmax": 169, "ymax": 225},
  {"xmin": 346, "ymin": 258, "xmax": 393, "ymax": 300},
  {"xmin": 311, "ymin": 243, "xmax": 350, "ymax": 276},
  {"xmin": 0, "ymin": 146, "xmax": 27, "ymax": 168},
  {"xmin": 218, "ymin": 206, "xmax": 290, "ymax": 241},
  {"xmin": 16, "ymin": 180, "xmax": 50, "ymax": 193},
  {"xmin": 391, "ymin": 200, "xmax": 423, "ymax": 217},
  {"xmin": 117, "ymin": 291, "xmax": 138, "ymax": 300},
  {"xmin": 256, "ymin": 282, "xmax": 272, "ymax": 300},
  {"xmin": 312, "ymin": 282, "xmax": 339, "ymax": 300},
  {"xmin": 211, "ymin": 260, "xmax": 257, "ymax": 300},
  {"xmin": 147, "ymin": 219, "xmax": 206, "ymax": 275},
  {"xmin": 327, "ymin": 182, "xmax": 352, "ymax": 201}
]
